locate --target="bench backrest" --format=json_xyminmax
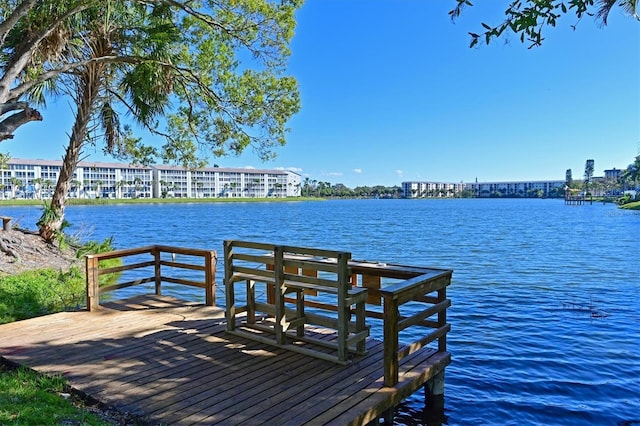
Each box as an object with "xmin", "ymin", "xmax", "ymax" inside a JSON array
[{"xmin": 224, "ymin": 240, "xmax": 352, "ymax": 296}]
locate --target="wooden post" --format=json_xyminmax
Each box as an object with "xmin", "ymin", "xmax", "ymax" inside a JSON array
[
  {"xmin": 204, "ymin": 250, "xmax": 216, "ymax": 306},
  {"xmin": 224, "ymin": 240, "xmax": 236, "ymax": 331},
  {"xmin": 246, "ymin": 279, "xmax": 255, "ymax": 324},
  {"xmin": 383, "ymin": 295, "xmax": 399, "ymax": 387},
  {"xmin": 424, "ymin": 370, "xmax": 445, "ymax": 413},
  {"xmin": 362, "ymin": 274, "xmax": 381, "ymax": 305},
  {"xmin": 153, "ymin": 246, "xmax": 162, "ymax": 296},
  {"xmin": 1, "ymin": 216, "xmax": 11, "ymax": 231},
  {"xmin": 336, "ymin": 252, "xmax": 350, "ymax": 362},
  {"xmin": 274, "ymin": 246, "xmax": 286, "ymax": 345},
  {"xmin": 85, "ymin": 255, "xmax": 100, "ymax": 311},
  {"xmin": 438, "ymin": 287, "xmax": 447, "ymax": 352}
]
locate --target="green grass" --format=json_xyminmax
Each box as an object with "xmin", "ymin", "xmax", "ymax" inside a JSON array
[
  {"xmin": 620, "ymin": 200, "xmax": 640, "ymax": 210},
  {"xmin": 0, "ymin": 268, "xmax": 85, "ymax": 324},
  {"xmin": 0, "ymin": 364, "xmax": 113, "ymax": 425}
]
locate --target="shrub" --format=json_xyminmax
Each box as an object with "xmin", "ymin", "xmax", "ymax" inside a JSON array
[{"xmin": 0, "ymin": 268, "xmax": 85, "ymax": 324}]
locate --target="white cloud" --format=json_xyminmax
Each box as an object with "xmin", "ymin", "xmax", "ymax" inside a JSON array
[
  {"xmin": 243, "ymin": 166, "xmax": 256, "ymax": 169},
  {"xmin": 395, "ymin": 169, "xmax": 403, "ymax": 177},
  {"xmin": 353, "ymin": 168, "xmax": 362, "ymax": 174},
  {"xmin": 275, "ymin": 166, "xmax": 303, "ymax": 173}
]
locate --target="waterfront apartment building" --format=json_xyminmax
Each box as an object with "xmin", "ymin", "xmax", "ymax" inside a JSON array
[
  {"xmin": 0, "ymin": 158, "xmax": 301, "ymax": 199},
  {"xmin": 401, "ymin": 181, "xmax": 466, "ymax": 198},
  {"xmin": 464, "ymin": 180, "xmax": 565, "ymax": 197},
  {"xmin": 402, "ymin": 180, "xmax": 565, "ymax": 198},
  {"xmin": 604, "ymin": 168, "xmax": 622, "ymax": 181}
]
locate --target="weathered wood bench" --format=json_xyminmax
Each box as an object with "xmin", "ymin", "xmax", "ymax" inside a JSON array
[{"xmin": 224, "ymin": 240, "xmax": 369, "ymax": 364}]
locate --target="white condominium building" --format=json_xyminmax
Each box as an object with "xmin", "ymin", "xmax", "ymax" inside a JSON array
[
  {"xmin": 401, "ymin": 181, "xmax": 466, "ymax": 198},
  {"xmin": 402, "ymin": 180, "xmax": 565, "ymax": 198},
  {"xmin": 465, "ymin": 180, "xmax": 564, "ymax": 197},
  {"xmin": 0, "ymin": 158, "xmax": 301, "ymax": 200}
]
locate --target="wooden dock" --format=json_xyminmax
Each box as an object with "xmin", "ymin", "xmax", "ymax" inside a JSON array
[
  {"xmin": 565, "ymin": 195, "xmax": 593, "ymax": 205},
  {"xmin": 0, "ymin": 294, "xmax": 451, "ymax": 425}
]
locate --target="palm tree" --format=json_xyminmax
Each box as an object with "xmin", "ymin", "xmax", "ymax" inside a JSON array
[
  {"xmin": 32, "ymin": 177, "xmax": 44, "ymax": 199},
  {"xmin": 302, "ymin": 177, "xmax": 311, "ymax": 196},
  {"xmin": 0, "ymin": 152, "xmax": 10, "ymax": 195},
  {"xmin": 94, "ymin": 179, "xmax": 103, "ymax": 198},
  {"xmin": 39, "ymin": 3, "xmax": 177, "ymax": 241},
  {"xmin": 584, "ymin": 159, "xmax": 595, "ymax": 196},
  {"xmin": 595, "ymin": 0, "xmax": 639, "ymax": 25},
  {"xmin": 9, "ymin": 177, "xmax": 22, "ymax": 198}
]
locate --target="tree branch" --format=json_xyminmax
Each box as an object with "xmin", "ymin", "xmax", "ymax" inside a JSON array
[
  {"xmin": 0, "ymin": 107, "xmax": 43, "ymax": 141},
  {"xmin": 0, "ymin": 101, "xmax": 29, "ymax": 116},
  {"xmin": 0, "ymin": 1, "xmax": 95, "ymax": 102},
  {"xmin": 0, "ymin": 0, "xmax": 38, "ymax": 48}
]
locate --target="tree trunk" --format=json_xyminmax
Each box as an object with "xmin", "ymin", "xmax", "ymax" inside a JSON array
[{"xmin": 39, "ymin": 69, "xmax": 101, "ymax": 242}]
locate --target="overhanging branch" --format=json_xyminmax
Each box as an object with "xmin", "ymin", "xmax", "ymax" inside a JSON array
[{"xmin": 0, "ymin": 107, "xmax": 43, "ymax": 141}]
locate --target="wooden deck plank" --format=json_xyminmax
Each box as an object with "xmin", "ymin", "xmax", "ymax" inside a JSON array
[
  {"xmin": 135, "ymin": 338, "xmax": 303, "ymax": 420},
  {"xmin": 0, "ymin": 295, "xmax": 450, "ymax": 425},
  {"xmin": 316, "ymin": 351, "xmax": 452, "ymax": 426},
  {"xmin": 151, "ymin": 327, "xmax": 362, "ymax": 423}
]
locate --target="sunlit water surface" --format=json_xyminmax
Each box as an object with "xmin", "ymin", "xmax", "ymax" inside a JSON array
[{"xmin": 6, "ymin": 199, "xmax": 639, "ymax": 425}]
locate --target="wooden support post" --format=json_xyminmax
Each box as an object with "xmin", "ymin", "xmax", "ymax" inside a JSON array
[
  {"xmin": 424, "ymin": 369, "xmax": 445, "ymax": 413},
  {"xmin": 224, "ymin": 241, "xmax": 236, "ymax": 332},
  {"xmin": 1, "ymin": 216, "xmax": 11, "ymax": 231},
  {"xmin": 355, "ymin": 295, "xmax": 367, "ymax": 354},
  {"xmin": 85, "ymin": 255, "xmax": 100, "ymax": 311},
  {"xmin": 438, "ymin": 287, "xmax": 447, "ymax": 352},
  {"xmin": 383, "ymin": 295, "xmax": 399, "ymax": 387},
  {"xmin": 274, "ymin": 246, "xmax": 286, "ymax": 345},
  {"xmin": 336, "ymin": 252, "xmax": 350, "ymax": 362},
  {"xmin": 246, "ymin": 279, "xmax": 255, "ymax": 324},
  {"xmin": 153, "ymin": 246, "xmax": 162, "ymax": 296},
  {"xmin": 383, "ymin": 407, "xmax": 395, "ymax": 424},
  {"xmin": 204, "ymin": 251, "xmax": 216, "ymax": 306},
  {"xmin": 362, "ymin": 274, "xmax": 381, "ymax": 305}
]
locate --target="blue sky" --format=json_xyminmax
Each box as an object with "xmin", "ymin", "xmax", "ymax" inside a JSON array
[{"xmin": 5, "ymin": 1, "xmax": 640, "ymax": 188}]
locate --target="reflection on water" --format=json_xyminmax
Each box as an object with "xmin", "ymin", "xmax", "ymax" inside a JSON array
[{"xmin": 4, "ymin": 199, "xmax": 639, "ymax": 425}]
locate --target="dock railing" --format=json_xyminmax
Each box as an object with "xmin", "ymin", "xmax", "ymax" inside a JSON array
[
  {"xmin": 223, "ymin": 239, "xmax": 453, "ymax": 387},
  {"xmin": 85, "ymin": 245, "xmax": 217, "ymax": 311},
  {"xmin": 85, "ymin": 242, "xmax": 451, "ymax": 387},
  {"xmin": 349, "ymin": 260, "xmax": 452, "ymax": 386}
]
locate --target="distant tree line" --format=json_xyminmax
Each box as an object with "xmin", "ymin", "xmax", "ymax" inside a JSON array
[
  {"xmin": 565, "ymin": 155, "xmax": 640, "ymax": 199},
  {"xmin": 300, "ymin": 178, "xmax": 403, "ymax": 199}
]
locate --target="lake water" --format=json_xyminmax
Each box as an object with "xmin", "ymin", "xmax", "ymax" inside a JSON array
[{"xmin": 4, "ymin": 199, "xmax": 639, "ymax": 425}]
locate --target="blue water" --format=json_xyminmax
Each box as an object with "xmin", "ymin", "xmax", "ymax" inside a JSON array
[{"xmin": 4, "ymin": 199, "xmax": 639, "ymax": 425}]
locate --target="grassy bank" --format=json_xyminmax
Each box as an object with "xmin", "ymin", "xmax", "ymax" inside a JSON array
[
  {"xmin": 0, "ymin": 267, "xmax": 124, "ymax": 424},
  {"xmin": 0, "ymin": 268, "xmax": 86, "ymax": 324},
  {"xmin": 620, "ymin": 201, "xmax": 640, "ymax": 210}
]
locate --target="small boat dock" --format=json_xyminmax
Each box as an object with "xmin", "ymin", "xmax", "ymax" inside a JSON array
[
  {"xmin": 565, "ymin": 195, "xmax": 593, "ymax": 205},
  {"xmin": 1, "ymin": 243, "xmax": 453, "ymax": 425}
]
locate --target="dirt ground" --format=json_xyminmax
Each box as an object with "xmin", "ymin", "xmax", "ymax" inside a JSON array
[{"xmin": 0, "ymin": 227, "xmax": 80, "ymax": 275}]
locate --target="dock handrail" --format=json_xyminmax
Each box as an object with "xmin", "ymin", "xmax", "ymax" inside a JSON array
[
  {"xmin": 85, "ymin": 245, "xmax": 217, "ymax": 311},
  {"xmin": 349, "ymin": 260, "xmax": 452, "ymax": 386}
]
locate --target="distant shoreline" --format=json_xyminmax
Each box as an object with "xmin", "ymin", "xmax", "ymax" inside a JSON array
[{"xmin": 0, "ymin": 197, "xmax": 323, "ymax": 207}]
